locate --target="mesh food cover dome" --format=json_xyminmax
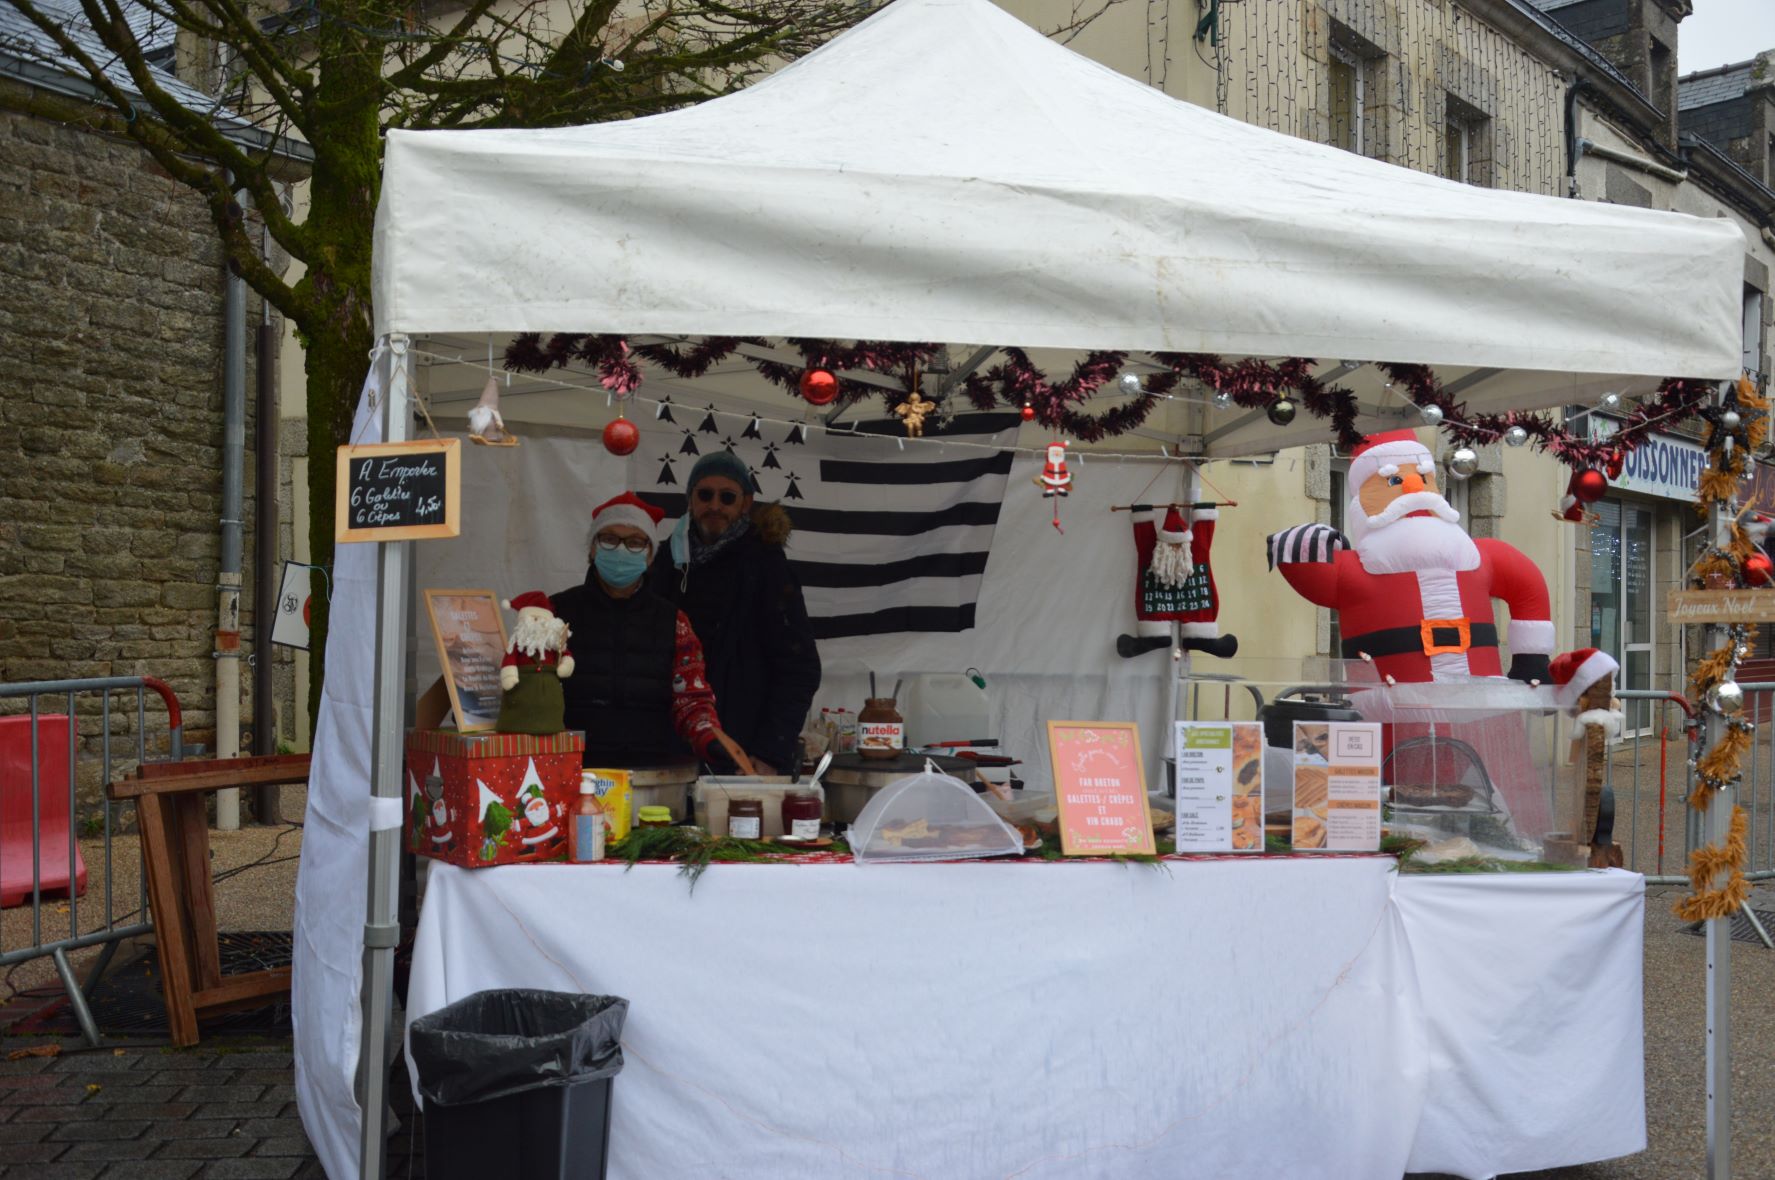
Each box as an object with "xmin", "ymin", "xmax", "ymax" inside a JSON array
[{"xmin": 849, "ymin": 766, "xmax": 1026, "ymax": 863}]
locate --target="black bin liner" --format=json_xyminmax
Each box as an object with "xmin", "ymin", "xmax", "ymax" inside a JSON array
[{"xmin": 410, "ymin": 989, "xmax": 627, "ymax": 1180}]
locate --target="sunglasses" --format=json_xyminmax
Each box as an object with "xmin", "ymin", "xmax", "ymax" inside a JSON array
[
  {"xmin": 695, "ymin": 487, "xmax": 741, "ymax": 506},
  {"xmin": 594, "ymin": 534, "xmax": 651, "ymax": 554}
]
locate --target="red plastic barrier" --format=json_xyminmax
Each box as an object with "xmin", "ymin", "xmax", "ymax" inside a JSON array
[{"xmin": 0, "ymin": 714, "xmax": 87, "ymax": 908}]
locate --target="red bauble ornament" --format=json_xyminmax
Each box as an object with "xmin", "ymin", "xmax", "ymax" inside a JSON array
[
  {"xmin": 799, "ymin": 368, "xmax": 839, "ymax": 406},
  {"xmin": 1572, "ymin": 468, "xmax": 1608, "ymax": 503},
  {"xmin": 1020, "ymin": 402, "xmax": 1035, "ymax": 421},
  {"xmin": 1604, "ymin": 448, "xmax": 1625, "ymax": 481},
  {"xmin": 1746, "ymin": 552, "xmax": 1774, "ymax": 587},
  {"xmin": 602, "ymin": 417, "xmax": 639, "ymax": 456}
]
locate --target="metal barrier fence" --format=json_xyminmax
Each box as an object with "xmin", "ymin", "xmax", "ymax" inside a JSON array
[
  {"xmin": 0, "ymin": 676, "xmax": 183, "ymax": 1044},
  {"xmin": 1612, "ymin": 687, "xmax": 1775, "ymax": 887}
]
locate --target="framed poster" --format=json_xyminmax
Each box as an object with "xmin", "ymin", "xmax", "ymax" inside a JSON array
[
  {"xmin": 423, "ymin": 589, "xmax": 508, "ymax": 733},
  {"xmin": 1046, "ymin": 721, "xmax": 1155, "ymax": 856},
  {"xmin": 336, "ymin": 439, "xmax": 461, "ymax": 543},
  {"xmin": 1291, "ymin": 721, "xmax": 1382, "ymax": 852},
  {"xmin": 1173, "ymin": 721, "xmax": 1264, "ymax": 852}
]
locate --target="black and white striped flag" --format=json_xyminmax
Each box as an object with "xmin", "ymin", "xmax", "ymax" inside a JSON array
[{"xmin": 630, "ymin": 404, "xmax": 1021, "ymax": 639}]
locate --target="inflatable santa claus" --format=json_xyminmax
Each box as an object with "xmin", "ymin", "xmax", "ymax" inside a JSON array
[{"xmin": 1266, "ymin": 430, "xmax": 1553, "ymax": 684}]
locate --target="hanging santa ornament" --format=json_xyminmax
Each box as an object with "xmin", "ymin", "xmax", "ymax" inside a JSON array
[
  {"xmin": 1267, "ymin": 396, "xmax": 1297, "ymax": 426},
  {"xmin": 1447, "ymin": 447, "xmax": 1479, "ymax": 480},
  {"xmin": 1033, "ymin": 440, "xmax": 1072, "ymax": 532},
  {"xmin": 799, "ymin": 368, "xmax": 839, "ymax": 406},
  {"xmin": 1745, "ymin": 551, "xmax": 1774, "ymax": 587},
  {"xmin": 1020, "ymin": 401, "xmax": 1035, "ymax": 422},
  {"xmin": 602, "ymin": 415, "xmax": 639, "ymax": 456}
]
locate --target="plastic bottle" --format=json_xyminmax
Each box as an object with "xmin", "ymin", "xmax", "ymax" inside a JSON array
[{"xmin": 569, "ymin": 779, "xmax": 606, "ymax": 863}]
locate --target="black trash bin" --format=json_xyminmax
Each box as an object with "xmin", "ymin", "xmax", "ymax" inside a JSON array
[{"xmin": 409, "ymin": 989, "xmax": 627, "ymax": 1180}]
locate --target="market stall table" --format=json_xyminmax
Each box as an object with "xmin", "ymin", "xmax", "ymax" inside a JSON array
[{"xmin": 405, "ymin": 858, "xmax": 1644, "ymax": 1180}]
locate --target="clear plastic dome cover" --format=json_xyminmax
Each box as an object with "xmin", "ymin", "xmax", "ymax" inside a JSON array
[{"xmin": 848, "ymin": 766, "xmax": 1026, "ymax": 863}]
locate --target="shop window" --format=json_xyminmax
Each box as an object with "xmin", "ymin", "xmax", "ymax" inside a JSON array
[{"xmin": 1588, "ymin": 499, "xmax": 1655, "ymax": 733}]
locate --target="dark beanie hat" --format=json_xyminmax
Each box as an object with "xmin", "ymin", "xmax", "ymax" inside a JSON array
[{"xmin": 687, "ymin": 451, "xmax": 751, "ymax": 492}]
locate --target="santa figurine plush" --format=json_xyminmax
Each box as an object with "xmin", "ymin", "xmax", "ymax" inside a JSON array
[
  {"xmin": 1266, "ymin": 429, "xmax": 1554, "ymax": 685},
  {"xmin": 496, "ymin": 591, "xmax": 574, "ymax": 735}
]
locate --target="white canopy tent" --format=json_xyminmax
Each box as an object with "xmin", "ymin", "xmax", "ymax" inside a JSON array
[{"xmin": 295, "ymin": 1, "xmax": 1747, "ymax": 1176}]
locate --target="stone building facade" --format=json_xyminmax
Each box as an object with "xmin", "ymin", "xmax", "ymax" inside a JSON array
[{"xmin": 0, "ymin": 96, "xmax": 272, "ymax": 800}]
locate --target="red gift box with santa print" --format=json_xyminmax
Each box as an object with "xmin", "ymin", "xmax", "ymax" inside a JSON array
[{"xmin": 404, "ymin": 730, "xmax": 584, "ymax": 867}]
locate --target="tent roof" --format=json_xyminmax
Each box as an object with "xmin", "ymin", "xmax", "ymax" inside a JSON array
[{"xmin": 375, "ymin": 0, "xmax": 1745, "ymax": 437}]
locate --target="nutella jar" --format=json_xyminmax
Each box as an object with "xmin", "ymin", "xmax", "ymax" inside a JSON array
[
  {"xmin": 727, "ymin": 798, "xmax": 764, "ymax": 840},
  {"xmin": 857, "ymin": 698, "xmax": 905, "ymax": 761}
]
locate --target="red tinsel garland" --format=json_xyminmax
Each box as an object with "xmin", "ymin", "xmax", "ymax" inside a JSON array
[{"xmin": 503, "ymin": 331, "xmax": 1716, "ymax": 472}]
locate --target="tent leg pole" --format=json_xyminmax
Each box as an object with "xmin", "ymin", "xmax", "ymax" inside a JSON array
[
  {"xmin": 359, "ymin": 335, "xmax": 413, "ymax": 1180},
  {"xmin": 1703, "ymin": 378, "xmax": 1734, "ymax": 1180}
]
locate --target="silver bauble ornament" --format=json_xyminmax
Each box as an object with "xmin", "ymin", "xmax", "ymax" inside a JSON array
[
  {"xmin": 1711, "ymin": 681, "xmax": 1745, "ymax": 716},
  {"xmin": 1118, "ymin": 373, "xmax": 1143, "ymax": 395},
  {"xmin": 1212, "ymin": 390, "xmax": 1233, "ymax": 410},
  {"xmin": 1448, "ymin": 447, "xmax": 1480, "ymax": 479},
  {"xmin": 1419, "ymin": 404, "xmax": 1444, "ymax": 426},
  {"xmin": 1723, "ymin": 410, "xmax": 1742, "ymax": 430},
  {"xmin": 1504, "ymin": 425, "xmax": 1529, "ymax": 447},
  {"xmin": 1599, "ymin": 391, "xmax": 1621, "ymax": 410},
  {"xmin": 1267, "ymin": 397, "xmax": 1297, "ymax": 426}
]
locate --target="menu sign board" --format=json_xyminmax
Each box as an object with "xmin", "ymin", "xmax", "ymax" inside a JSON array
[
  {"xmin": 336, "ymin": 439, "xmax": 461, "ymax": 543},
  {"xmin": 1047, "ymin": 721, "xmax": 1155, "ymax": 857},
  {"xmin": 1172, "ymin": 722, "xmax": 1264, "ymax": 852},
  {"xmin": 423, "ymin": 589, "xmax": 509, "ymax": 733},
  {"xmin": 1291, "ymin": 722, "xmax": 1382, "ymax": 852}
]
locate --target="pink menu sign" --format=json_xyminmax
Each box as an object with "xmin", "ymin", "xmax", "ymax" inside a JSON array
[{"xmin": 1046, "ymin": 721, "xmax": 1156, "ymax": 857}]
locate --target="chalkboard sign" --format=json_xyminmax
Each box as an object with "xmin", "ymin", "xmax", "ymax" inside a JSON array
[{"xmin": 335, "ymin": 439, "xmax": 461, "ymax": 543}]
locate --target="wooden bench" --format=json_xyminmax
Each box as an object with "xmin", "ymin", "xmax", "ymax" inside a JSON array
[{"xmin": 110, "ymin": 754, "xmax": 311, "ymax": 1047}]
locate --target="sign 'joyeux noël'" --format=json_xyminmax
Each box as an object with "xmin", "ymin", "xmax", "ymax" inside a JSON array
[
  {"xmin": 335, "ymin": 440, "xmax": 461, "ymax": 543},
  {"xmin": 1667, "ymin": 589, "xmax": 1775, "ymax": 624}
]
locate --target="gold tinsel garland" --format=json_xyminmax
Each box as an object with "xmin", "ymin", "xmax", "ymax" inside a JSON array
[{"xmin": 1677, "ymin": 372, "xmax": 1764, "ymax": 919}]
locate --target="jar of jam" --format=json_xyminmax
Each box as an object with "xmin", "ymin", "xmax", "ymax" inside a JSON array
[
  {"xmin": 727, "ymin": 798, "xmax": 764, "ymax": 839},
  {"xmin": 780, "ymin": 792, "xmax": 823, "ymax": 841},
  {"xmin": 637, "ymin": 806, "xmax": 674, "ymax": 829},
  {"xmin": 857, "ymin": 698, "xmax": 904, "ymax": 760}
]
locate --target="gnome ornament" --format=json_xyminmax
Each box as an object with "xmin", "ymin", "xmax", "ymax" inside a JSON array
[
  {"xmin": 467, "ymin": 375, "xmax": 519, "ymax": 447},
  {"xmin": 496, "ymin": 591, "xmax": 574, "ymax": 735}
]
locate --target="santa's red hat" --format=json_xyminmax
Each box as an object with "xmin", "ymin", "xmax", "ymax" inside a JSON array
[
  {"xmin": 1156, "ymin": 506, "xmax": 1189, "ymax": 543},
  {"xmin": 592, "ymin": 491, "xmax": 666, "ymax": 537},
  {"xmin": 1348, "ymin": 430, "xmax": 1435, "ymax": 491},
  {"xmin": 1548, "ymin": 648, "xmax": 1618, "ymax": 713},
  {"xmin": 503, "ymin": 590, "xmax": 555, "ymax": 614}
]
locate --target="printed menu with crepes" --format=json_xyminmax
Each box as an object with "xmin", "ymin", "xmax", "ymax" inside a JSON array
[
  {"xmin": 1173, "ymin": 722, "xmax": 1264, "ymax": 853},
  {"xmin": 1291, "ymin": 721, "xmax": 1382, "ymax": 852}
]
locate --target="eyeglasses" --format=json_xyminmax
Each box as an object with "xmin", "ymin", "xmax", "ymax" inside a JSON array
[
  {"xmin": 595, "ymin": 534, "xmax": 651, "ymax": 554},
  {"xmin": 695, "ymin": 487, "xmax": 741, "ymax": 506}
]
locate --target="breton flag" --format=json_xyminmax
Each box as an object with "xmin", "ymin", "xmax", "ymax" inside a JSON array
[{"xmin": 629, "ymin": 400, "xmax": 1021, "ymax": 639}]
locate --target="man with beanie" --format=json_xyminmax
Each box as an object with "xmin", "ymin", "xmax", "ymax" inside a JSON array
[
  {"xmin": 553, "ymin": 492, "xmax": 744, "ymax": 769},
  {"xmin": 650, "ymin": 452, "xmax": 822, "ymax": 775}
]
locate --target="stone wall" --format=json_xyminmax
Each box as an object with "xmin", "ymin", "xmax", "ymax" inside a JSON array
[
  {"xmin": 0, "ymin": 104, "xmax": 265, "ymax": 804},
  {"xmin": 1215, "ymin": 0, "xmax": 1567, "ymax": 195}
]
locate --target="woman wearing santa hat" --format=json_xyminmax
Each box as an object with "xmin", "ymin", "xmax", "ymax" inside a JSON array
[{"xmin": 551, "ymin": 492, "xmax": 744, "ymax": 769}]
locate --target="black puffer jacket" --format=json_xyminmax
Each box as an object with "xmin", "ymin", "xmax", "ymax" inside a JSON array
[{"xmin": 648, "ymin": 504, "xmax": 822, "ymax": 772}]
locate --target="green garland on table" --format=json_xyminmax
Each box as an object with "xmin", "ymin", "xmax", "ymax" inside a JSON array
[{"xmin": 613, "ymin": 826, "xmax": 850, "ymax": 890}]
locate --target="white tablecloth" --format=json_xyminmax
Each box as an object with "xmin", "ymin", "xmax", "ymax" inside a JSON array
[{"xmin": 402, "ymin": 859, "xmax": 1644, "ymax": 1180}]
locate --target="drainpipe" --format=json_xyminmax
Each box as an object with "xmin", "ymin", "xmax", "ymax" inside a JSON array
[
  {"xmin": 215, "ymin": 183, "xmax": 247, "ymax": 831},
  {"xmin": 1565, "ymin": 78, "xmax": 1585, "ymax": 197},
  {"xmin": 252, "ymin": 189, "xmax": 280, "ymax": 823},
  {"xmin": 1573, "ymin": 137, "xmax": 1689, "ymax": 186}
]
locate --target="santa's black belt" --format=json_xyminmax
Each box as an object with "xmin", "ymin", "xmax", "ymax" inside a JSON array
[{"xmin": 1341, "ymin": 622, "xmax": 1497, "ymax": 660}]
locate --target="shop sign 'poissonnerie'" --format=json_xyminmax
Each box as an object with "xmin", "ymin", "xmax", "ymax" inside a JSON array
[{"xmin": 1590, "ymin": 417, "xmax": 1705, "ymax": 502}]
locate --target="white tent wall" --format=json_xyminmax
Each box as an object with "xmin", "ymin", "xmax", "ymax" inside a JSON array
[{"xmin": 412, "ymin": 428, "xmax": 1191, "ymax": 794}]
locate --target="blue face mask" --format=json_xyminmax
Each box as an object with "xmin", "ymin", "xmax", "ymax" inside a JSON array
[{"xmin": 594, "ymin": 547, "xmax": 649, "ymax": 589}]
